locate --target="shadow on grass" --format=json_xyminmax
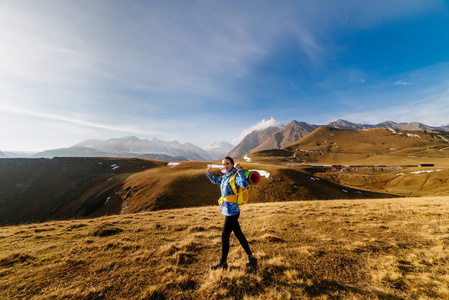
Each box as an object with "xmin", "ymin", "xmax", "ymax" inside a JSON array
[{"xmin": 300, "ymin": 277, "xmax": 403, "ymax": 300}]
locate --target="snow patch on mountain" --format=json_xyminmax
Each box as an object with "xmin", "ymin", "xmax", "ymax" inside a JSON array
[
  {"xmin": 33, "ymin": 136, "xmax": 234, "ymax": 161},
  {"xmin": 203, "ymin": 140, "xmax": 235, "ymax": 159}
]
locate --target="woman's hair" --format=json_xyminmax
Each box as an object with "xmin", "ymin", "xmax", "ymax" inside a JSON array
[{"xmin": 222, "ymin": 156, "xmax": 234, "ymax": 165}]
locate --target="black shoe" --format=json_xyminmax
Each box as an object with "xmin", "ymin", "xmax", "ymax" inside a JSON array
[
  {"xmin": 211, "ymin": 260, "xmax": 228, "ymax": 270},
  {"xmin": 246, "ymin": 255, "xmax": 257, "ymax": 267}
]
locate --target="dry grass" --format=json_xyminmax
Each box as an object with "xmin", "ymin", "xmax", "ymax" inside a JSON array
[
  {"xmin": 314, "ymin": 167, "xmax": 449, "ymax": 197},
  {"xmin": 2, "ymin": 196, "xmax": 449, "ymax": 299},
  {"xmin": 284, "ymin": 127, "xmax": 449, "ymax": 167}
]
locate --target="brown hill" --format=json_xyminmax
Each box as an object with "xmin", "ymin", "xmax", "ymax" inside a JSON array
[
  {"xmin": 119, "ymin": 161, "xmax": 396, "ymax": 214},
  {"xmin": 229, "ymin": 119, "xmax": 449, "ymax": 160},
  {"xmin": 0, "ymin": 157, "xmax": 396, "ymax": 226},
  {"xmin": 0, "ymin": 158, "xmax": 165, "ymax": 226},
  {"xmin": 284, "ymin": 126, "xmax": 449, "ymax": 166},
  {"xmin": 316, "ymin": 166, "xmax": 449, "ymax": 197},
  {"xmin": 3, "ymin": 125, "xmax": 449, "ymax": 226}
]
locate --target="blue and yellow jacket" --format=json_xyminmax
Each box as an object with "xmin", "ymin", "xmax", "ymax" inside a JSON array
[{"xmin": 206, "ymin": 167, "xmax": 248, "ymax": 216}]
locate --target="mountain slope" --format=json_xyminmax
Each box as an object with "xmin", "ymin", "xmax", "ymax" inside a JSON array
[
  {"xmin": 203, "ymin": 140, "xmax": 235, "ymax": 159},
  {"xmin": 227, "ymin": 126, "xmax": 281, "ymax": 158},
  {"xmin": 286, "ymin": 126, "xmax": 449, "ymax": 154},
  {"xmin": 377, "ymin": 120, "xmax": 435, "ymax": 131},
  {"xmin": 0, "ymin": 158, "xmax": 166, "ymax": 225},
  {"xmin": 284, "ymin": 126, "xmax": 449, "ymax": 166},
  {"xmin": 228, "ymin": 119, "xmax": 449, "ymax": 159},
  {"xmin": 0, "ymin": 157, "xmax": 397, "ymax": 226},
  {"xmin": 329, "ymin": 119, "xmax": 449, "ymax": 132},
  {"xmin": 252, "ymin": 120, "xmax": 317, "ymax": 152},
  {"xmin": 327, "ymin": 119, "xmax": 374, "ymax": 130}
]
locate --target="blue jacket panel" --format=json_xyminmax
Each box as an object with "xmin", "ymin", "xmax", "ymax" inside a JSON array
[{"xmin": 206, "ymin": 167, "xmax": 248, "ymax": 216}]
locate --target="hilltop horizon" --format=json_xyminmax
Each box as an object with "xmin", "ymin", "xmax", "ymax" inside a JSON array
[{"xmin": 2, "ymin": 118, "xmax": 449, "ymax": 158}]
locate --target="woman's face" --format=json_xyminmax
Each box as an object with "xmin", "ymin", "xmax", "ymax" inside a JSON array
[{"xmin": 222, "ymin": 159, "xmax": 234, "ymax": 174}]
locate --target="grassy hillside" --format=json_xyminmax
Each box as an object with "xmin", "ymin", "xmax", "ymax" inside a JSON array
[
  {"xmin": 284, "ymin": 127, "xmax": 449, "ymax": 167},
  {"xmin": 0, "ymin": 158, "xmax": 396, "ymax": 226},
  {"xmin": 0, "ymin": 158, "xmax": 166, "ymax": 225},
  {"xmin": 312, "ymin": 167, "xmax": 449, "ymax": 197},
  {"xmin": 232, "ymin": 127, "xmax": 449, "ymax": 199},
  {"xmin": 2, "ymin": 126, "xmax": 449, "ymax": 226},
  {"xmin": 1, "ymin": 197, "xmax": 449, "ymax": 299},
  {"xmin": 119, "ymin": 161, "xmax": 396, "ymax": 212}
]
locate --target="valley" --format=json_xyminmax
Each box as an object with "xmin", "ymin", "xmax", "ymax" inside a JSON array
[
  {"xmin": 2, "ymin": 127, "xmax": 449, "ymax": 226},
  {"xmin": 1, "ymin": 126, "xmax": 449, "ymax": 298}
]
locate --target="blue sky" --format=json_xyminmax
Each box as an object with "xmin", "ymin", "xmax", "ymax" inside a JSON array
[{"xmin": 1, "ymin": 0, "xmax": 448, "ymax": 151}]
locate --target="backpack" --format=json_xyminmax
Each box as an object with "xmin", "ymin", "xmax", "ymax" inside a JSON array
[
  {"xmin": 218, "ymin": 167, "xmax": 258, "ymax": 205},
  {"xmin": 229, "ymin": 170, "xmax": 250, "ymax": 205}
]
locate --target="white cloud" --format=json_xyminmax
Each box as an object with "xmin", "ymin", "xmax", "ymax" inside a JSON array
[
  {"xmin": 340, "ymin": 84, "xmax": 449, "ymax": 126},
  {"xmin": 285, "ymin": 20, "xmax": 324, "ymax": 67},
  {"xmin": 393, "ymin": 80, "xmax": 413, "ymax": 86},
  {"xmin": 232, "ymin": 117, "xmax": 282, "ymax": 144},
  {"xmin": 1, "ymin": 105, "xmax": 159, "ymax": 135}
]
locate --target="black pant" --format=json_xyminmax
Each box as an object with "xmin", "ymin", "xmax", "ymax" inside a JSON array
[{"xmin": 221, "ymin": 213, "xmax": 252, "ymax": 262}]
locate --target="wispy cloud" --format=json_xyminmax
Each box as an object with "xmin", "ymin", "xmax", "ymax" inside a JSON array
[
  {"xmin": 393, "ymin": 80, "xmax": 413, "ymax": 86},
  {"xmin": 285, "ymin": 20, "xmax": 324, "ymax": 67},
  {"xmin": 1, "ymin": 105, "xmax": 159, "ymax": 136},
  {"xmin": 232, "ymin": 117, "xmax": 283, "ymax": 144}
]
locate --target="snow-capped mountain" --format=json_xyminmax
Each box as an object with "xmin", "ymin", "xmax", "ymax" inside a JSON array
[
  {"xmin": 377, "ymin": 120, "xmax": 434, "ymax": 131},
  {"xmin": 327, "ymin": 119, "xmax": 375, "ymax": 130},
  {"xmin": 2, "ymin": 151, "xmax": 38, "ymax": 158},
  {"xmin": 32, "ymin": 136, "xmax": 231, "ymax": 161},
  {"xmin": 203, "ymin": 140, "xmax": 235, "ymax": 159},
  {"xmin": 440, "ymin": 123, "xmax": 449, "ymax": 131}
]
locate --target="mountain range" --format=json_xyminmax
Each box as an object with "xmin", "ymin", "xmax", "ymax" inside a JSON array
[
  {"xmin": 28, "ymin": 137, "xmax": 234, "ymax": 161},
  {"xmin": 228, "ymin": 119, "xmax": 449, "ymax": 158},
  {"xmin": 2, "ymin": 119, "xmax": 448, "ymax": 161}
]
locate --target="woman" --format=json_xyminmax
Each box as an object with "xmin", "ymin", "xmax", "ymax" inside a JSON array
[{"xmin": 206, "ymin": 156, "xmax": 257, "ymax": 269}]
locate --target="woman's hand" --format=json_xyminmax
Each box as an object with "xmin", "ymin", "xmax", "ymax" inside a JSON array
[
  {"xmin": 206, "ymin": 164, "xmax": 212, "ymax": 173},
  {"xmin": 235, "ymin": 161, "xmax": 242, "ymax": 171}
]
